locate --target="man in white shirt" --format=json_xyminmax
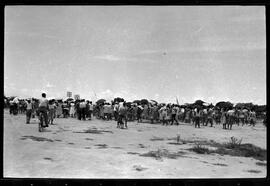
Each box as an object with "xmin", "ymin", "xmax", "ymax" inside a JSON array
[
  {"xmin": 38, "ymin": 93, "xmax": 49, "ymax": 127},
  {"xmin": 26, "ymin": 99, "xmax": 33, "ymax": 124}
]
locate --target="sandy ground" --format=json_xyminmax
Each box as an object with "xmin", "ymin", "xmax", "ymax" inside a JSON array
[{"xmin": 3, "ymin": 109, "xmax": 267, "ymax": 178}]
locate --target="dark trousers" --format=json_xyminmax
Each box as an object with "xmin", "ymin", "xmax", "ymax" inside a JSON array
[
  {"xmin": 26, "ymin": 109, "xmax": 32, "ymax": 123},
  {"xmin": 38, "ymin": 107, "xmax": 48, "ymax": 126},
  {"xmin": 114, "ymin": 111, "xmax": 118, "ymax": 121},
  {"xmin": 88, "ymin": 110, "xmax": 93, "ymax": 119},
  {"xmin": 80, "ymin": 108, "xmax": 86, "ymax": 120},
  {"xmin": 206, "ymin": 118, "xmax": 213, "ymax": 127},
  {"xmin": 117, "ymin": 114, "xmax": 124, "ymax": 128},
  {"xmin": 162, "ymin": 116, "xmax": 167, "ymax": 125},
  {"xmin": 137, "ymin": 113, "xmax": 142, "ymax": 122},
  {"xmin": 48, "ymin": 109, "xmax": 54, "ymax": 124},
  {"xmin": 171, "ymin": 114, "xmax": 178, "ymax": 125},
  {"xmin": 195, "ymin": 116, "xmax": 200, "ymax": 128}
]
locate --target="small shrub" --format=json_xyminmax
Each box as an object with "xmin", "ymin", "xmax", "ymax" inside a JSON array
[
  {"xmin": 225, "ymin": 136, "xmax": 242, "ymax": 149},
  {"xmin": 247, "ymin": 169, "xmax": 261, "ymax": 173},
  {"xmin": 190, "ymin": 143, "xmax": 210, "ymax": 154},
  {"xmin": 140, "ymin": 149, "xmax": 186, "ymax": 160},
  {"xmin": 212, "ymin": 163, "xmax": 228, "ymax": 166},
  {"xmin": 150, "ymin": 137, "xmax": 165, "ymax": 141},
  {"xmin": 256, "ymin": 162, "xmax": 267, "ymax": 166}
]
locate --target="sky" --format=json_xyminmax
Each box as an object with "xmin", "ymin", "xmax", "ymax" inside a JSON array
[{"xmin": 4, "ymin": 6, "xmax": 266, "ymax": 105}]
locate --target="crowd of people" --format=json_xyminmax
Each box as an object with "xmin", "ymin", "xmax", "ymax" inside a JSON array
[{"xmin": 4, "ymin": 94, "xmax": 267, "ymax": 130}]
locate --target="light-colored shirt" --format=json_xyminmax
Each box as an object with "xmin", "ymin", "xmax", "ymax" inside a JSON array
[
  {"xmin": 26, "ymin": 102, "xmax": 33, "ymax": 110},
  {"xmin": 89, "ymin": 104, "xmax": 93, "ymax": 111},
  {"xmin": 39, "ymin": 98, "xmax": 48, "ymax": 108}
]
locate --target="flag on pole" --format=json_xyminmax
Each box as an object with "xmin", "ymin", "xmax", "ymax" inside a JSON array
[{"xmin": 176, "ymin": 96, "xmax": 179, "ymax": 105}]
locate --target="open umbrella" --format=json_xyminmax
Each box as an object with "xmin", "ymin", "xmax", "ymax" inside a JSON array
[
  {"xmin": 114, "ymin": 97, "xmax": 124, "ymax": 103},
  {"xmin": 150, "ymin": 100, "xmax": 158, "ymax": 105},
  {"xmin": 140, "ymin": 99, "xmax": 148, "ymax": 105},
  {"xmin": 126, "ymin": 102, "xmax": 132, "ymax": 107},
  {"xmin": 64, "ymin": 98, "xmax": 74, "ymax": 102},
  {"xmin": 133, "ymin": 100, "xmax": 141, "ymax": 104},
  {"xmin": 96, "ymin": 99, "xmax": 106, "ymax": 105}
]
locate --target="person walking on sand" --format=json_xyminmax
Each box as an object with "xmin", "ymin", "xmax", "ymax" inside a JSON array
[
  {"xmin": 171, "ymin": 105, "xmax": 179, "ymax": 125},
  {"xmin": 194, "ymin": 107, "xmax": 201, "ymax": 128},
  {"xmin": 26, "ymin": 99, "xmax": 33, "ymax": 124},
  {"xmin": 118, "ymin": 102, "xmax": 128, "ymax": 129},
  {"xmin": 137, "ymin": 104, "xmax": 143, "ymax": 123},
  {"xmin": 38, "ymin": 93, "xmax": 49, "ymax": 127},
  {"xmin": 249, "ymin": 110, "xmax": 256, "ymax": 127},
  {"xmin": 89, "ymin": 101, "xmax": 93, "ymax": 120},
  {"xmin": 221, "ymin": 108, "xmax": 227, "ymax": 129},
  {"xmin": 113, "ymin": 102, "xmax": 119, "ymax": 121},
  {"xmin": 69, "ymin": 101, "xmax": 75, "ymax": 118},
  {"xmin": 205, "ymin": 108, "xmax": 214, "ymax": 127},
  {"xmin": 79, "ymin": 99, "xmax": 87, "ymax": 120},
  {"xmin": 48, "ymin": 100, "xmax": 55, "ymax": 125},
  {"xmin": 160, "ymin": 105, "xmax": 168, "ymax": 126}
]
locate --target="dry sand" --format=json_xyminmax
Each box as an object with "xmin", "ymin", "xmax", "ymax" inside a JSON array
[{"xmin": 3, "ymin": 109, "xmax": 267, "ymax": 178}]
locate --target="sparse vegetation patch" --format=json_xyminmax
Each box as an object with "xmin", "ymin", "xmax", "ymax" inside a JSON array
[
  {"xmin": 247, "ymin": 169, "xmax": 262, "ymax": 173},
  {"xmin": 20, "ymin": 136, "xmax": 54, "ymax": 142},
  {"xmin": 256, "ymin": 162, "xmax": 267, "ymax": 166},
  {"xmin": 150, "ymin": 136, "xmax": 165, "ymax": 141},
  {"xmin": 187, "ymin": 137, "xmax": 266, "ymax": 161},
  {"xmin": 73, "ymin": 128, "xmax": 113, "ymax": 134},
  {"xmin": 140, "ymin": 149, "xmax": 186, "ymax": 160}
]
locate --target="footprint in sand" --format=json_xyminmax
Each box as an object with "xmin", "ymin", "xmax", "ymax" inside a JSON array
[
  {"xmin": 133, "ymin": 165, "xmax": 148, "ymax": 171},
  {"xmin": 44, "ymin": 157, "xmax": 53, "ymax": 161}
]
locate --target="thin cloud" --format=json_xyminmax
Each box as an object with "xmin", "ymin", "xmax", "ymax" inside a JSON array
[
  {"xmin": 45, "ymin": 82, "xmax": 55, "ymax": 88},
  {"xmin": 93, "ymin": 55, "xmax": 121, "ymax": 61}
]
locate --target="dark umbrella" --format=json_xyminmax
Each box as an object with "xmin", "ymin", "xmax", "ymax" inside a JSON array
[
  {"xmin": 96, "ymin": 99, "xmax": 106, "ymax": 105},
  {"xmin": 126, "ymin": 102, "xmax": 132, "ymax": 107},
  {"xmin": 215, "ymin": 101, "xmax": 233, "ymax": 110},
  {"xmin": 140, "ymin": 99, "xmax": 148, "ymax": 105},
  {"xmin": 133, "ymin": 100, "xmax": 141, "ymax": 104},
  {"xmin": 8, "ymin": 96, "xmax": 16, "ymax": 101},
  {"xmin": 150, "ymin": 100, "xmax": 158, "ymax": 105},
  {"xmin": 65, "ymin": 98, "xmax": 74, "ymax": 102},
  {"xmin": 114, "ymin": 97, "xmax": 124, "ymax": 103}
]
